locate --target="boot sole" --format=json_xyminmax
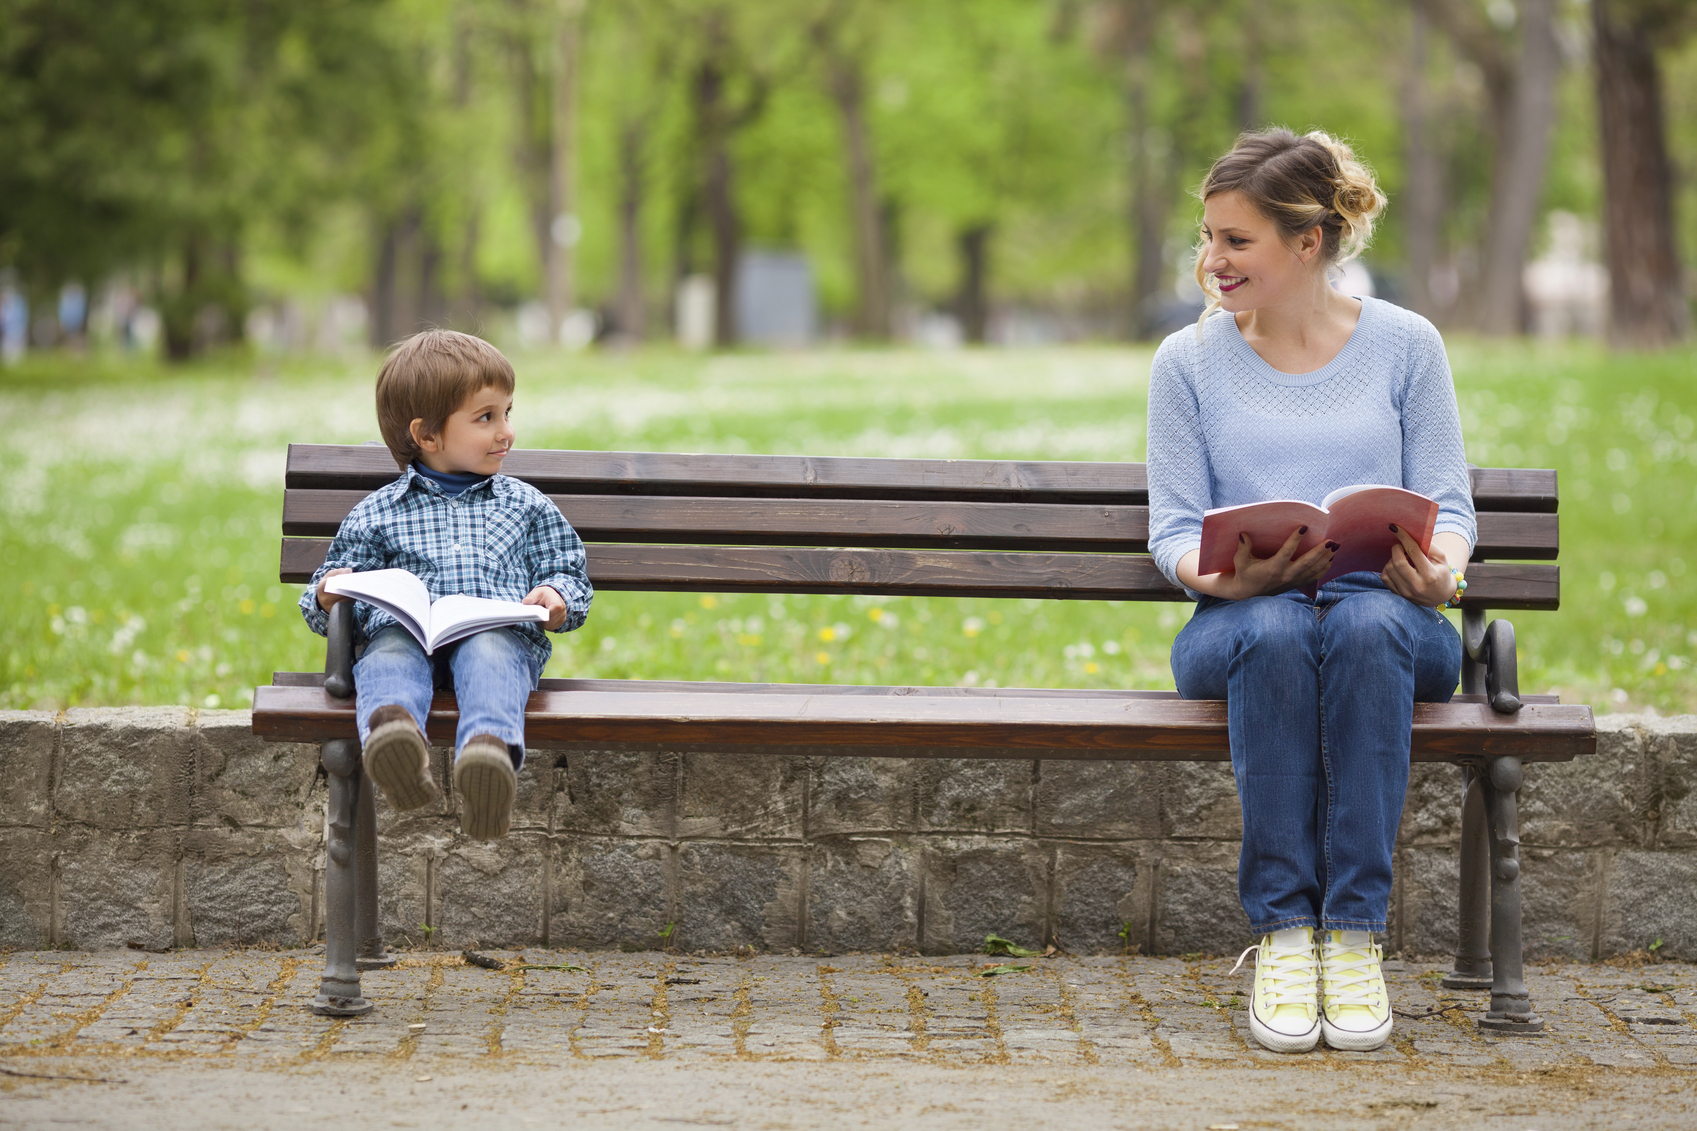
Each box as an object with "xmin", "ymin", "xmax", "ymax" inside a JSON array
[
  {"xmin": 363, "ymin": 722, "xmax": 436, "ymax": 810},
  {"xmin": 454, "ymin": 745, "xmax": 516, "ymax": 840}
]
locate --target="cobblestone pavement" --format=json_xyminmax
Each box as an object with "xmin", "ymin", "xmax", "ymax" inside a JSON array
[{"xmin": 1, "ymin": 949, "xmax": 1695, "ymax": 1130}]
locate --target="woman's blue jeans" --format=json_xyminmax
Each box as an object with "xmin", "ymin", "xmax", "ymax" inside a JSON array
[
  {"xmin": 352, "ymin": 625, "xmax": 540, "ymax": 766},
  {"xmin": 1169, "ymin": 572, "xmax": 1462, "ymax": 935}
]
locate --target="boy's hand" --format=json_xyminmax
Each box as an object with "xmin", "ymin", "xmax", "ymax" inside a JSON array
[
  {"xmin": 317, "ymin": 567, "xmax": 353, "ymax": 612},
  {"xmin": 523, "ymin": 584, "xmax": 568, "ymax": 630}
]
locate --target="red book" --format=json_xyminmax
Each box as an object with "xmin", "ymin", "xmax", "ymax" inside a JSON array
[{"xmin": 1197, "ymin": 485, "xmax": 1440, "ymax": 588}]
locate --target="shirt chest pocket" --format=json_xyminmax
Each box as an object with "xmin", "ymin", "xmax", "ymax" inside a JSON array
[{"xmin": 481, "ymin": 509, "xmax": 531, "ymax": 580}]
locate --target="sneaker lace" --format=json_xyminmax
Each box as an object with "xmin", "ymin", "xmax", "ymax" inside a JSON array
[
  {"xmin": 1230, "ymin": 939, "xmax": 1316, "ymax": 1008},
  {"xmin": 1321, "ymin": 939, "xmax": 1384, "ymax": 1009}
]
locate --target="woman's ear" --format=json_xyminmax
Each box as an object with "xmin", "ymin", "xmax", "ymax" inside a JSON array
[
  {"xmin": 409, "ymin": 417, "xmax": 438, "ymax": 452},
  {"xmin": 1294, "ymin": 225, "xmax": 1324, "ymax": 265}
]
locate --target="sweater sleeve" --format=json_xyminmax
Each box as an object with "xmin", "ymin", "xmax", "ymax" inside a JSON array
[
  {"xmin": 296, "ymin": 499, "xmax": 390, "ymax": 637},
  {"xmin": 1399, "ymin": 319, "xmax": 1476, "ymax": 550},
  {"xmin": 1145, "ymin": 335, "xmax": 1211, "ymax": 588}
]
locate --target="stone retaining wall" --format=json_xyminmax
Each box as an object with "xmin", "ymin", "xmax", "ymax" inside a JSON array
[{"xmin": 1, "ymin": 708, "xmax": 1692, "ymax": 958}]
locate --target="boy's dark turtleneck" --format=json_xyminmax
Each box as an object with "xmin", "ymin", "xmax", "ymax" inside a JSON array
[{"xmin": 412, "ymin": 461, "xmax": 493, "ymax": 497}]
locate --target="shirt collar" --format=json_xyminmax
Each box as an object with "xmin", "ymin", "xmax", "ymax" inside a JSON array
[{"xmin": 404, "ymin": 462, "xmax": 500, "ymax": 498}]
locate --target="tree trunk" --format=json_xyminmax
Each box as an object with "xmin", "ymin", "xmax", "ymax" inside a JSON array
[
  {"xmin": 1593, "ymin": 0, "xmax": 1688, "ymax": 348},
  {"xmin": 615, "ymin": 119, "xmax": 647, "ymax": 341},
  {"xmin": 1476, "ymin": 0, "xmax": 1558, "ymax": 335},
  {"xmin": 696, "ymin": 50, "xmax": 739, "ymax": 347},
  {"xmin": 1124, "ymin": 2, "xmax": 1164, "ymax": 339},
  {"xmin": 1401, "ymin": 4, "xmax": 1443, "ymax": 320},
  {"xmin": 821, "ymin": 33, "xmax": 890, "ymax": 339},
  {"xmin": 956, "ymin": 224, "xmax": 992, "ymax": 344},
  {"xmin": 371, "ymin": 221, "xmax": 398, "ymax": 349},
  {"xmin": 546, "ymin": 0, "xmax": 583, "ymax": 341}
]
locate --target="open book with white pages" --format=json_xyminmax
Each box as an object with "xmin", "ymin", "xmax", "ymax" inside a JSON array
[{"xmin": 322, "ymin": 568, "xmax": 547, "ymax": 655}]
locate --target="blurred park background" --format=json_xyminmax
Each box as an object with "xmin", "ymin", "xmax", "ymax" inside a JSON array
[{"xmin": 2, "ymin": 0, "xmax": 1695, "ymax": 714}]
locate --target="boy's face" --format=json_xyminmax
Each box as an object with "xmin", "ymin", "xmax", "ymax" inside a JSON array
[{"xmin": 412, "ymin": 385, "xmax": 514, "ymax": 476}]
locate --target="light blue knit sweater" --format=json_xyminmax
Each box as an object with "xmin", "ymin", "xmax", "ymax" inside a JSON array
[{"xmin": 1145, "ymin": 296, "xmax": 1476, "ymax": 589}]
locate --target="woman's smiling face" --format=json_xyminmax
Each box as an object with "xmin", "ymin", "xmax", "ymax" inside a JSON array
[{"xmin": 1199, "ymin": 189, "xmax": 1322, "ymax": 312}]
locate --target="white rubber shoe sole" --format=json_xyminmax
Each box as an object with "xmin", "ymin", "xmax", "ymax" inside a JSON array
[
  {"xmin": 362, "ymin": 716, "xmax": 438, "ymax": 811},
  {"xmin": 453, "ymin": 739, "xmax": 517, "ymax": 840},
  {"xmin": 1321, "ymin": 1013, "xmax": 1393, "ymax": 1051},
  {"xmin": 1249, "ymin": 1011, "xmax": 1321, "ymax": 1053}
]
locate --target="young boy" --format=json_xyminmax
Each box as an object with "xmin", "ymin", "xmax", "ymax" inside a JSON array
[{"xmin": 298, "ymin": 330, "xmax": 592, "ymax": 839}]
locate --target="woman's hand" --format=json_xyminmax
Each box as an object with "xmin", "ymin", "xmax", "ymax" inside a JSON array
[
  {"xmin": 1177, "ymin": 527, "xmax": 1336, "ymax": 601},
  {"xmin": 1382, "ymin": 526, "xmax": 1463, "ymax": 607},
  {"xmin": 523, "ymin": 584, "xmax": 568, "ymax": 630},
  {"xmin": 316, "ymin": 567, "xmax": 353, "ymax": 612}
]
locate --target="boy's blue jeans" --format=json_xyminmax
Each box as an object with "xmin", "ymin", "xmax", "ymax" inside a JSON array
[
  {"xmin": 1169, "ymin": 572, "xmax": 1463, "ymax": 935},
  {"xmin": 352, "ymin": 625, "xmax": 540, "ymax": 767}
]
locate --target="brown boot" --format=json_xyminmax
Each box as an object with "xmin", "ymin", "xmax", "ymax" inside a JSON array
[
  {"xmin": 362, "ymin": 705, "xmax": 438, "ymax": 811},
  {"xmin": 453, "ymin": 736, "xmax": 517, "ymax": 840}
]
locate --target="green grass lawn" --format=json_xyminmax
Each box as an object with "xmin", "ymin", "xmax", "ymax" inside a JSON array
[{"xmin": 2, "ymin": 341, "xmax": 1692, "ymax": 715}]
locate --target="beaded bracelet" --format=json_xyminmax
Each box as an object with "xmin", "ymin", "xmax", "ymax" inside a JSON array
[{"xmin": 1443, "ymin": 567, "xmax": 1467, "ymax": 609}]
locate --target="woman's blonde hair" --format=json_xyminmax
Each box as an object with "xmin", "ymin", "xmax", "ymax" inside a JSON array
[{"xmin": 1191, "ymin": 128, "xmax": 1386, "ymax": 334}]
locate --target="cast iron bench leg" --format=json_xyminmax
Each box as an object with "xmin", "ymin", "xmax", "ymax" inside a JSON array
[
  {"xmin": 1479, "ymin": 753, "xmax": 1543, "ymax": 1033},
  {"xmin": 1443, "ymin": 764, "xmax": 1495, "ymax": 990},
  {"xmin": 354, "ymin": 774, "xmax": 399, "ymax": 970},
  {"xmin": 313, "ymin": 737, "xmax": 373, "ymax": 1016}
]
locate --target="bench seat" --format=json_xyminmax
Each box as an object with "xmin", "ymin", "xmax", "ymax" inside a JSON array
[{"xmin": 255, "ymin": 678, "xmax": 1592, "ymax": 762}]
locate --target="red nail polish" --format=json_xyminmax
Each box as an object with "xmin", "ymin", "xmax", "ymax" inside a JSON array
[
  {"xmin": 1326, "ymin": 541, "xmax": 1340, "ymax": 551},
  {"xmin": 1389, "ymin": 524, "xmax": 1398, "ymax": 533},
  {"xmin": 1298, "ymin": 526, "xmax": 1308, "ymax": 535}
]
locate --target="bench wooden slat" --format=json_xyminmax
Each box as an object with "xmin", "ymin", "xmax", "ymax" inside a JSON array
[
  {"xmin": 284, "ymin": 443, "xmax": 1150, "ymax": 502},
  {"xmin": 250, "ymin": 683, "xmax": 1594, "ymax": 762},
  {"xmin": 283, "ymin": 444, "xmax": 1559, "ymax": 512},
  {"xmin": 271, "ymin": 668, "xmax": 1562, "ymax": 711},
  {"xmin": 281, "ymin": 489, "xmax": 1559, "ymax": 560},
  {"xmin": 277, "ymin": 538, "xmax": 1561, "ymax": 608}
]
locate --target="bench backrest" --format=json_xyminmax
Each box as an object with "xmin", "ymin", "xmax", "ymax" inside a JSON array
[{"xmin": 278, "ymin": 445, "xmax": 1561, "ymax": 609}]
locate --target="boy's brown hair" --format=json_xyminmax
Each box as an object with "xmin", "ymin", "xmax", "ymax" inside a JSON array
[{"xmin": 375, "ymin": 330, "xmax": 516, "ymax": 469}]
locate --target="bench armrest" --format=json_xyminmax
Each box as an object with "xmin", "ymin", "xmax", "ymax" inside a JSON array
[
  {"xmin": 325, "ymin": 600, "xmax": 356, "ymax": 700},
  {"xmin": 1463, "ymin": 608, "xmax": 1520, "ymax": 715}
]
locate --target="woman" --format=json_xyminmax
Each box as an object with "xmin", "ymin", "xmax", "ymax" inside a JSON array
[{"xmin": 1146, "ymin": 129, "xmax": 1473, "ymax": 1054}]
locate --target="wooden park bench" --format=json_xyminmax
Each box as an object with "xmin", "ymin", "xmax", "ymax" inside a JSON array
[{"xmin": 252, "ymin": 443, "xmax": 1594, "ymax": 1032}]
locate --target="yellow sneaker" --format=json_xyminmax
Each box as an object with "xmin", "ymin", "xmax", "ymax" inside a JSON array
[
  {"xmin": 1319, "ymin": 930, "xmax": 1393, "ymax": 1050},
  {"xmin": 1231, "ymin": 926, "xmax": 1320, "ymax": 1053}
]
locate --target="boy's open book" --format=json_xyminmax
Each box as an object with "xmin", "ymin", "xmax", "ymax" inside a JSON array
[
  {"xmin": 1197, "ymin": 485, "xmax": 1439, "ymax": 587},
  {"xmin": 323, "ymin": 569, "xmax": 547, "ymax": 654}
]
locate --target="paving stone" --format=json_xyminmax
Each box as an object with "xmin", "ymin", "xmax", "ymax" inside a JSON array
[
  {"xmin": 190, "ymin": 712, "xmax": 322, "ymax": 830},
  {"xmin": 1033, "ymin": 761, "xmax": 1162, "ymax": 839},
  {"xmin": 551, "ymin": 838, "xmax": 670, "ymax": 950},
  {"xmin": 0, "ymin": 711, "xmax": 57, "ymax": 829},
  {"xmin": 675, "ymin": 841, "xmax": 802, "ymax": 953},
  {"xmin": 805, "ymin": 836, "xmax": 919, "ymax": 953},
  {"xmin": 920, "ymin": 837, "xmax": 1047, "ymax": 954},
  {"xmin": 550, "ymin": 748, "xmax": 676, "ymax": 837},
  {"xmin": 677, "ymin": 751, "xmax": 807, "ymax": 840},
  {"xmin": 915, "ymin": 760, "xmax": 1032, "ymax": 834},
  {"xmin": 1050, "ymin": 842, "xmax": 1144, "ymax": 955},
  {"xmin": 808, "ymin": 757, "xmax": 915, "ymax": 836},
  {"xmin": 56, "ymin": 707, "xmax": 195, "ymax": 830}
]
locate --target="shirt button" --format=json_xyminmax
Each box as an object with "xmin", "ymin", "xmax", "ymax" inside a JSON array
[{"xmin": 452, "ymin": 543, "xmax": 461, "ymax": 551}]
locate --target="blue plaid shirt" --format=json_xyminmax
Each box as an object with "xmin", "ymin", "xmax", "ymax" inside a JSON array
[{"xmin": 298, "ymin": 464, "xmax": 592, "ymax": 668}]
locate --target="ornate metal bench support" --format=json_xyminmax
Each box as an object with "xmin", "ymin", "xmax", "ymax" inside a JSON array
[
  {"xmin": 1480, "ymin": 753, "xmax": 1543, "ymax": 1033},
  {"xmin": 1442, "ymin": 764, "xmax": 1494, "ymax": 990},
  {"xmin": 355, "ymin": 774, "xmax": 398, "ymax": 970},
  {"xmin": 314, "ymin": 737, "xmax": 372, "ymax": 1016},
  {"xmin": 313, "ymin": 601, "xmax": 377, "ymax": 1015}
]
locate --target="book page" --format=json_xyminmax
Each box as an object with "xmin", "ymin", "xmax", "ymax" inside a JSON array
[
  {"xmin": 322, "ymin": 569, "xmax": 433, "ymax": 647},
  {"xmin": 425, "ymin": 594, "xmax": 548, "ymax": 653},
  {"xmin": 1319, "ymin": 487, "xmax": 1439, "ymax": 583},
  {"xmin": 1198, "ymin": 499, "xmax": 1329, "ymax": 576}
]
